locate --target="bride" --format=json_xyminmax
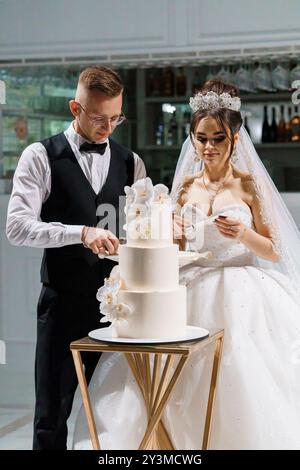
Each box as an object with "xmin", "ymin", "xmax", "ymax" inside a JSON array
[{"xmin": 73, "ymin": 79, "xmax": 300, "ymax": 450}]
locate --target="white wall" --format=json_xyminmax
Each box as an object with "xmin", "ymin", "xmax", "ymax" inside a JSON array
[
  {"xmin": 281, "ymin": 193, "xmax": 300, "ymax": 230},
  {"xmin": 187, "ymin": 0, "xmax": 300, "ymax": 48},
  {"xmin": 0, "ymin": 0, "xmax": 300, "ymax": 61},
  {"xmin": 0, "ymin": 196, "xmax": 40, "ymax": 406}
]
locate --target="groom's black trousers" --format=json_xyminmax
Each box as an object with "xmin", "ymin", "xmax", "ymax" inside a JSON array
[{"xmin": 33, "ymin": 285, "xmax": 103, "ymax": 450}]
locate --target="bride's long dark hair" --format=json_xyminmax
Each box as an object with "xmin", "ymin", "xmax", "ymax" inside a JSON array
[{"xmin": 190, "ymin": 79, "xmax": 243, "ymax": 157}]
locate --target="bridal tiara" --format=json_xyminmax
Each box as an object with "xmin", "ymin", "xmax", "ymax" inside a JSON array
[{"xmin": 189, "ymin": 91, "xmax": 241, "ymax": 113}]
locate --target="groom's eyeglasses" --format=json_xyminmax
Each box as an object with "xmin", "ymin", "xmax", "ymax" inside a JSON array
[{"xmin": 75, "ymin": 102, "xmax": 126, "ymax": 128}]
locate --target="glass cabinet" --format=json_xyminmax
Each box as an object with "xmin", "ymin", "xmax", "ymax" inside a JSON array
[
  {"xmin": 1, "ymin": 63, "xmax": 300, "ymax": 192},
  {"xmin": 0, "ymin": 66, "xmax": 136, "ymax": 185},
  {"xmin": 136, "ymin": 65, "xmax": 300, "ymax": 191}
]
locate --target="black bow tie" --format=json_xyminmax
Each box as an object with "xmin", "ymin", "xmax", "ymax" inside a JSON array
[{"xmin": 79, "ymin": 142, "xmax": 107, "ymax": 155}]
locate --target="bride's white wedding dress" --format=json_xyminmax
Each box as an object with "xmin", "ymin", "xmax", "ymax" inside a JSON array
[{"xmin": 73, "ymin": 203, "xmax": 300, "ymax": 450}]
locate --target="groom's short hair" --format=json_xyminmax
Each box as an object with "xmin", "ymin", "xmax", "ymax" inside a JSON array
[{"xmin": 79, "ymin": 66, "xmax": 123, "ymax": 97}]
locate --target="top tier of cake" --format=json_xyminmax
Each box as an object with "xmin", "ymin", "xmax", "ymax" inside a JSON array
[{"xmin": 124, "ymin": 177, "xmax": 173, "ymax": 248}]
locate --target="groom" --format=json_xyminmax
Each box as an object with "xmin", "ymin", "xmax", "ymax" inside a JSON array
[{"xmin": 6, "ymin": 66, "xmax": 146, "ymax": 449}]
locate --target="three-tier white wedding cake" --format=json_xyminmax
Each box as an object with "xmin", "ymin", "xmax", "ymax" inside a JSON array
[{"xmin": 96, "ymin": 178, "xmax": 186, "ymax": 339}]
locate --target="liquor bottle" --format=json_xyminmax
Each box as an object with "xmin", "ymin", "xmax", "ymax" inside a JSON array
[
  {"xmin": 269, "ymin": 107, "xmax": 277, "ymax": 143},
  {"xmin": 192, "ymin": 70, "xmax": 202, "ymax": 95},
  {"xmin": 150, "ymin": 69, "xmax": 161, "ymax": 97},
  {"xmin": 290, "ymin": 106, "xmax": 300, "ymax": 142},
  {"xmin": 166, "ymin": 125, "xmax": 173, "ymax": 146},
  {"xmin": 165, "ymin": 113, "xmax": 178, "ymax": 146},
  {"xmin": 146, "ymin": 70, "xmax": 154, "ymax": 97},
  {"xmin": 285, "ymin": 107, "xmax": 292, "ymax": 142},
  {"xmin": 162, "ymin": 67, "xmax": 174, "ymax": 97},
  {"xmin": 244, "ymin": 116, "xmax": 251, "ymax": 138},
  {"xmin": 169, "ymin": 112, "xmax": 178, "ymax": 145},
  {"xmin": 176, "ymin": 67, "xmax": 187, "ymax": 96},
  {"xmin": 261, "ymin": 105, "xmax": 270, "ymax": 143},
  {"xmin": 182, "ymin": 111, "xmax": 191, "ymax": 140},
  {"xmin": 155, "ymin": 120, "xmax": 164, "ymax": 146},
  {"xmin": 276, "ymin": 105, "xmax": 286, "ymax": 143}
]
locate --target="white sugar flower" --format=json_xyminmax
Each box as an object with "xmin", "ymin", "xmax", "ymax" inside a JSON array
[
  {"xmin": 105, "ymin": 276, "xmax": 121, "ymax": 291},
  {"xmin": 126, "ymin": 203, "xmax": 148, "ymax": 222},
  {"xmin": 96, "ymin": 277, "xmax": 121, "ymax": 303},
  {"xmin": 153, "ymin": 184, "xmax": 170, "ymax": 203},
  {"xmin": 114, "ymin": 302, "xmax": 132, "ymax": 318},
  {"xmin": 132, "ymin": 177, "xmax": 154, "ymax": 205},
  {"xmin": 124, "ymin": 185, "xmax": 135, "ymax": 205},
  {"xmin": 124, "ymin": 203, "xmax": 148, "ymax": 233},
  {"xmin": 100, "ymin": 301, "xmax": 132, "ymax": 325},
  {"xmin": 109, "ymin": 265, "xmax": 120, "ymax": 281},
  {"xmin": 109, "ymin": 265, "xmax": 125, "ymax": 289},
  {"xmin": 99, "ymin": 301, "xmax": 116, "ymax": 322},
  {"xmin": 126, "ymin": 216, "xmax": 151, "ymax": 240},
  {"xmin": 96, "ymin": 288, "xmax": 118, "ymax": 305}
]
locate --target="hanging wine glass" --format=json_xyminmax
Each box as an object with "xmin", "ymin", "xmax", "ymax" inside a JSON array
[
  {"xmin": 205, "ymin": 61, "xmax": 218, "ymax": 82},
  {"xmin": 252, "ymin": 60, "xmax": 275, "ymax": 92},
  {"xmin": 271, "ymin": 57, "xmax": 290, "ymax": 91},
  {"xmin": 290, "ymin": 57, "xmax": 300, "ymax": 88},
  {"xmin": 247, "ymin": 61, "xmax": 258, "ymax": 93},
  {"xmin": 217, "ymin": 64, "xmax": 233, "ymax": 83},
  {"xmin": 235, "ymin": 62, "xmax": 252, "ymax": 93}
]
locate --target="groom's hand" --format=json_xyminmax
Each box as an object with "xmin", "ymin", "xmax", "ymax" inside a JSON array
[{"xmin": 81, "ymin": 227, "xmax": 119, "ymax": 255}]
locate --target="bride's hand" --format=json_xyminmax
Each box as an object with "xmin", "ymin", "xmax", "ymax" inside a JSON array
[{"xmin": 214, "ymin": 215, "xmax": 248, "ymax": 240}]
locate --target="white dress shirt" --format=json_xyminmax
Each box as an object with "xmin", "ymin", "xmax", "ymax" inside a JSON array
[{"xmin": 6, "ymin": 122, "xmax": 146, "ymax": 248}]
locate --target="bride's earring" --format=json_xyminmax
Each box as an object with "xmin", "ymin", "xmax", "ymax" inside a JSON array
[
  {"xmin": 231, "ymin": 147, "xmax": 238, "ymax": 164},
  {"xmin": 193, "ymin": 149, "xmax": 202, "ymax": 162}
]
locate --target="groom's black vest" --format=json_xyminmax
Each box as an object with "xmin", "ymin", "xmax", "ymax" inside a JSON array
[{"xmin": 40, "ymin": 132, "xmax": 134, "ymax": 296}]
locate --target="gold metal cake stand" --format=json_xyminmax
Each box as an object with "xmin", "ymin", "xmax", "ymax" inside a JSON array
[{"xmin": 70, "ymin": 328, "xmax": 224, "ymax": 450}]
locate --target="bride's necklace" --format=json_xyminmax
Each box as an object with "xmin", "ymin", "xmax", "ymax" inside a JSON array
[{"xmin": 202, "ymin": 166, "xmax": 233, "ymax": 205}]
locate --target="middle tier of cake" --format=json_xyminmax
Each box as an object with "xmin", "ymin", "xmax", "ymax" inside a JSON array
[{"xmin": 119, "ymin": 244, "xmax": 179, "ymax": 291}]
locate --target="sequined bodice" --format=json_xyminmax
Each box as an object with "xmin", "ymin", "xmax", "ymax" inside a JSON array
[{"xmin": 182, "ymin": 203, "xmax": 256, "ymax": 267}]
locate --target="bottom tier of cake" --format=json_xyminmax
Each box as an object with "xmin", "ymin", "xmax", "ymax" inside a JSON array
[{"xmin": 114, "ymin": 286, "xmax": 187, "ymax": 339}]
